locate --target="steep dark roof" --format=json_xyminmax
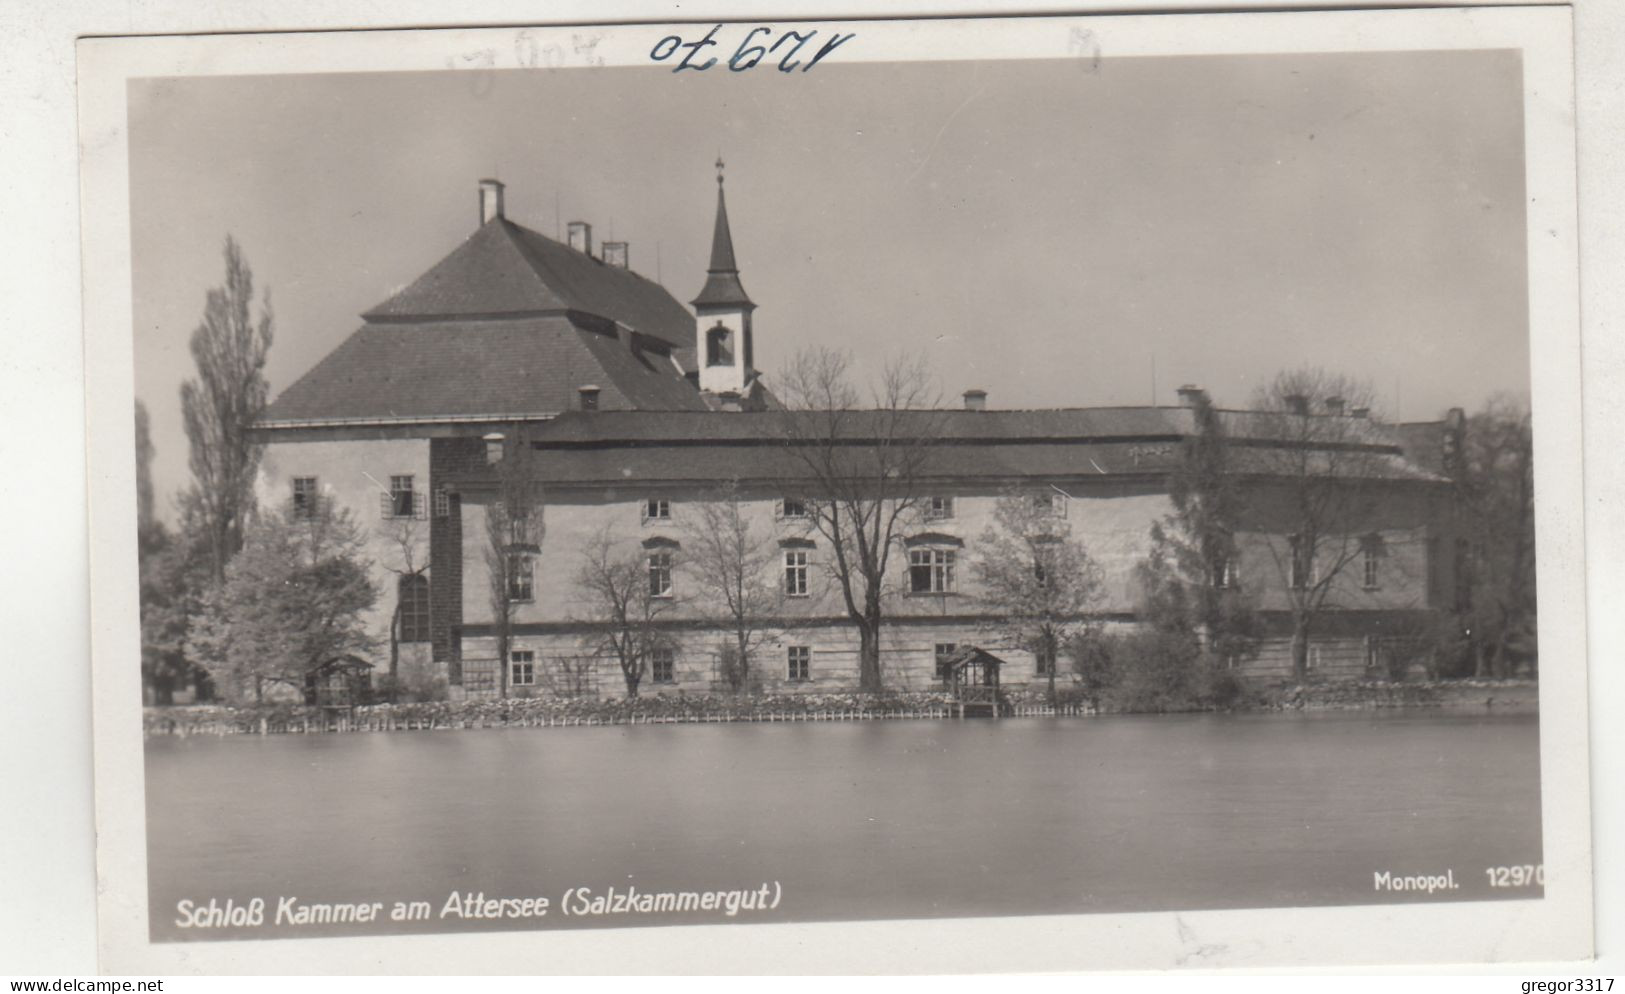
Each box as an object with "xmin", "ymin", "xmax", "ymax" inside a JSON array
[
  {"xmin": 363, "ymin": 219, "xmax": 696, "ymax": 350},
  {"xmin": 691, "ymin": 183, "xmax": 753, "ymax": 310},
  {"xmin": 260, "ymin": 316, "xmax": 708, "ymax": 425}
]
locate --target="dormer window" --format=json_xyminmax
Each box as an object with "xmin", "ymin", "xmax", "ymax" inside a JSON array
[{"xmin": 578, "ymin": 385, "xmax": 600, "ymax": 411}]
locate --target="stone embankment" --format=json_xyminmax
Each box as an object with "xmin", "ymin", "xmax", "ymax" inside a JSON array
[{"xmin": 1263, "ymin": 679, "xmax": 1538, "ymax": 712}]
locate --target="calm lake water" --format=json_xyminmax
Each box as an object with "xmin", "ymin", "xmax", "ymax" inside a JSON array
[{"xmin": 144, "ymin": 711, "xmax": 1542, "ymax": 942}]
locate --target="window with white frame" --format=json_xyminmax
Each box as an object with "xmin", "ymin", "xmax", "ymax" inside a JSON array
[
  {"xmin": 777, "ymin": 497, "xmax": 809, "ymax": 520},
  {"xmin": 648, "ymin": 551, "xmax": 674, "ymax": 598},
  {"xmin": 643, "ymin": 498, "xmax": 671, "ymax": 523},
  {"xmin": 650, "ymin": 647, "xmax": 675, "ymax": 684},
  {"xmin": 291, "ymin": 477, "xmax": 319, "ymax": 519},
  {"xmin": 934, "ymin": 643, "xmax": 959, "ymax": 681},
  {"xmin": 784, "ymin": 549, "xmax": 809, "ymax": 597},
  {"xmin": 786, "ymin": 645, "xmax": 811, "ymax": 682},
  {"xmin": 909, "ymin": 548, "xmax": 957, "ymax": 594},
  {"xmin": 506, "ymin": 551, "xmax": 534, "ymax": 602},
  {"xmin": 926, "ymin": 496, "xmax": 955, "ymax": 521},
  {"xmin": 387, "ymin": 475, "xmax": 417, "ymax": 518},
  {"xmin": 510, "ymin": 649, "xmax": 536, "ymax": 687}
]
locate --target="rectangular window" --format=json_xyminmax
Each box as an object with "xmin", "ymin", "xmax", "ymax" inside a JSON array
[
  {"xmin": 510, "ymin": 649, "xmax": 535, "ymax": 687},
  {"xmin": 291, "ymin": 477, "xmax": 319, "ymax": 519},
  {"xmin": 1288, "ymin": 534, "xmax": 1312, "ymax": 590},
  {"xmin": 1308, "ymin": 644, "xmax": 1322, "ymax": 671},
  {"xmin": 398, "ymin": 575, "xmax": 431, "ymax": 643},
  {"xmin": 787, "ymin": 646, "xmax": 811, "ymax": 682},
  {"xmin": 784, "ymin": 550, "xmax": 809, "ymax": 597},
  {"xmin": 1032, "ymin": 491, "xmax": 1067, "ymax": 518},
  {"xmin": 1212, "ymin": 556, "xmax": 1233, "ymax": 589},
  {"xmin": 643, "ymin": 498, "xmax": 670, "ymax": 523},
  {"xmin": 506, "ymin": 551, "xmax": 534, "ymax": 602},
  {"xmin": 934, "ymin": 643, "xmax": 959, "ymax": 681},
  {"xmin": 1036, "ymin": 652, "xmax": 1054, "ymax": 676},
  {"xmin": 909, "ymin": 548, "xmax": 957, "ymax": 594},
  {"xmin": 651, "ymin": 647, "xmax": 675, "ymax": 684},
  {"xmin": 778, "ymin": 497, "xmax": 808, "ymax": 520},
  {"xmin": 433, "ymin": 487, "xmax": 451, "ymax": 518},
  {"xmin": 648, "ymin": 552, "xmax": 674, "ymax": 598},
  {"xmin": 388, "ymin": 475, "xmax": 416, "ymax": 518},
  {"xmin": 926, "ymin": 496, "xmax": 955, "ymax": 521},
  {"xmin": 1362, "ymin": 537, "xmax": 1381, "ymax": 590}
]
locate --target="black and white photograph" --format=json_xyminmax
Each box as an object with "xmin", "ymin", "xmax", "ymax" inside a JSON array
[{"xmin": 76, "ymin": 8, "xmax": 1592, "ymax": 973}]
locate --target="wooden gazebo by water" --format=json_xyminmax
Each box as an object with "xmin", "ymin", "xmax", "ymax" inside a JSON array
[{"xmin": 947, "ymin": 646, "xmax": 1005, "ymax": 719}]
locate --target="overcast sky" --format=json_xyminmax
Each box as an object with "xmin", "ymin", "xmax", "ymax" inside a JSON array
[{"xmin": 130, "ymin": 49, "xmax": 1528, "ymax": 516}]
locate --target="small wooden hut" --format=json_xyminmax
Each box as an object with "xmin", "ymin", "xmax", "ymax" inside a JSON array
[{"xmin": 947, "ymin": 646, "xmax": 1005, "ymax": 718}]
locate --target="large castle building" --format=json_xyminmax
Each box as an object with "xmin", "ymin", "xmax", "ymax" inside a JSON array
[{"xmin": 252, "ymin": 172, "xmax": 1465, "ymax": 699}]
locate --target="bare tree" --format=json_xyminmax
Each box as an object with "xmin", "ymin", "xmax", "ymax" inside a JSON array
[
  {"xmin": 972, "ymin": 489, "xmax": 1106, "ymax": 702},
  {"xmin": 180, "ymin": 235, "xmax": 274, "ymax": 585},
  {"xmin": 1249, "ymin": 368, "xmax": 1385, "ymax": 682},
  {"xmin": 775, "ymin": 347, "xmax": 944, "ymax": 692},
  {"xmin": 575, "ymin": 526, "xmax": 679, "ymax": 698},
  {"xmin": 683, "ymin": 479, "xmax": 783, "ymax": 692},
  {"xmin": 483, "ymin": 427, "xmax": 545, "ymax": 699}
]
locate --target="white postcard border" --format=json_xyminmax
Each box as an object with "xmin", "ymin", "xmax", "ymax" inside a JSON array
[{"xmin": 79, "ymin": 7, "xmax": 1590, "ymax": 974}]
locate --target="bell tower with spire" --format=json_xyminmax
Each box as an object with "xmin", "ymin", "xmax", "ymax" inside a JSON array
[{"xmin": 692, "ymin": 157, "xmax": 756, "ymax": 398}]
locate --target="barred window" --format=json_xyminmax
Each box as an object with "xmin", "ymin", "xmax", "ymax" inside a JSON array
[{"xmin": 787, "ymin": 646, "xmax": 811, "ymax": 682}]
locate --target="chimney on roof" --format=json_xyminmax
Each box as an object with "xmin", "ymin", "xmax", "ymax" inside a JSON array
[
  {"xmin": 1176, "ymin": 384, "xmax": 1206, "ymax": 408},
  {"xmin": 578, "ymin": 385, "xmax": 601, "ymax": 411},
  {"xmin": 1351, "ymin": 406, "xmax": 1371, "ymax": 419},
  {"xmin": 483, "ymin": 432, "xmax": 505, "ymax": 465},
  {"xmin": 1285, "ymin": 393, "xmax": 1309, "ymax": 416},
  {"xmin": 479, "ymin": 179, "xmax": 505, "ymax": 226},
  {"xmin": 603, "ymin": 241, "xmax": 629, "ymax": 269},
  {"xmin": 962, "ymin": 389, "xmax": 988, "ymax": 412},
  {"xmin": 567, "ymin": 221, "xmax": 593, "ymax": 256},
  {"xmin": 1325, "ymin": 396, "xmax": 1346, "ymax": 417}
]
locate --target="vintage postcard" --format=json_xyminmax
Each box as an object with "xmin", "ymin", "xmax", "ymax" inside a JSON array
[{"xmin": 78, "ymin": 7, "xmax": 1591, "ymax": 974}]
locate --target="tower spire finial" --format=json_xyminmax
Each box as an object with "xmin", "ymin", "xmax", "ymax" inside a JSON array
[{"xmin": 716, "ymin": 153, "xmax": 725, "ymax": 186}]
